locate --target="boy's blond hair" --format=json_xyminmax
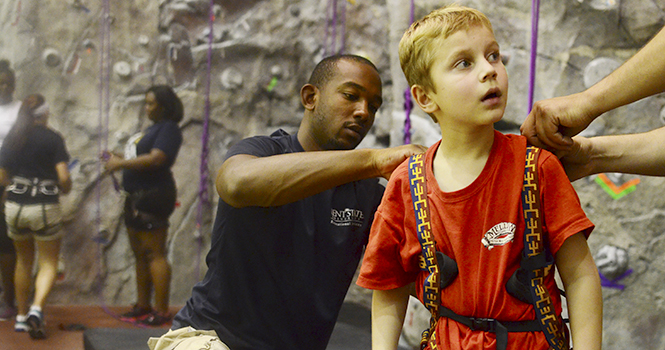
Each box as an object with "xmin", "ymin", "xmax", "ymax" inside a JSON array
[{"xmin": 399, "ymin": 4, "xmax": 493, "ymax": 92}]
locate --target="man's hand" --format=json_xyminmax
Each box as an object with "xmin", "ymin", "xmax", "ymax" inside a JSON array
[
  {"xmin": 558, "ymin": 136, "xmax": 595, "ymax": 181},
  {"xmin": 372, "ymin": 144, "xmax": 428, "ymax": 180},
  {"xmin": 521, "ymin": 92, "xmax": 597, "ymax": 151}
]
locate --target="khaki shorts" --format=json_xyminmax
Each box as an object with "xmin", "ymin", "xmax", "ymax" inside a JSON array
[
  {"xmin": 5, "ymin": 201, "xmax": 63, "ymax": 241},
  {"xmin": 148, "ymin": 327, "xmax": 230, "ymax": 350}
]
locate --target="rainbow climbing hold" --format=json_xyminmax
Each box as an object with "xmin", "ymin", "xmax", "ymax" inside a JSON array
[
  {"xmin": 594, "ymin": 173, "xmax": 640, "ymax": 200},
  {"xmin": 267, "ymin": 76, "xmax": 279, "ymax": 92}
]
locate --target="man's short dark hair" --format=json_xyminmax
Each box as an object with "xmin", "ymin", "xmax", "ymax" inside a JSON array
[{"xmin": 307, "ymin": 54, "xmax": 379, "ymax": 89}]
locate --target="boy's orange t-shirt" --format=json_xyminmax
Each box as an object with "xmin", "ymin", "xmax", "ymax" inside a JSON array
[{"xmin": 357, "ymin": 131, "xmax": 594, "ymax": 350}]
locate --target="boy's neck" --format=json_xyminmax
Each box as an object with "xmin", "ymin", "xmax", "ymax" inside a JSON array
[{"xmin": 432, "ymin": 125, "xmax": 495, "ymax": 192}]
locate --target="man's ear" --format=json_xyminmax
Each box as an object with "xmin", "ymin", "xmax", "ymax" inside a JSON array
[
  {"xmin": 301, "ymin": 84, "xmax": 318, "ymax": 111},
  {"xmin": 411, "ymin": 85, "xmax": 439, "ymax": 114}
]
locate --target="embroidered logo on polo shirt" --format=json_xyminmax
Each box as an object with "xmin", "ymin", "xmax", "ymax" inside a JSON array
[
  {"xmin": 331, "ymin": 208, "xmax": 364, "ymax": 227},
  {"xmin": 481, "ymin": 222, "xmax": 515, "ymax": 250}
]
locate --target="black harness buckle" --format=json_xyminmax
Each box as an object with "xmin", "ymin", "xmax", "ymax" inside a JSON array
[{"xmin": 470, "ymin": 318, "xmax": 496, "ymax": 332}]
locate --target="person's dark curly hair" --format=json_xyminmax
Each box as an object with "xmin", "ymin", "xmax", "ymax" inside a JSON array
[{"xmin": 147, "ymin": 85, "xmax": 184, "ymax": 123}]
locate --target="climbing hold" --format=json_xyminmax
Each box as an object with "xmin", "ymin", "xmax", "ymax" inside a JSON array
[
  {"xmin": 578, "ymin": 0, "xmax": 618, "ymax": 11},
  {"xmin": 220, "ymin": 68, "xmax": 243, "ymax": 89},
  {"xmin": 266, "ymin": 77, "xmax": 279, "ymax": 92},
  {"xmin": 138, "ymin": 35, "xmax": 150, "ymax": 46},
  {"xmin": 595, "ymin": 245, "xmax": 632, "ymax": 290},
  {"xmin": 289, "ymin": 4, "xmax": 301, "ymax": 17},
  {"xmin": 594, "ymin": 173, "xmax": 640, "ymax": 200},
  {"xmin": 270, "ymin": 65, "xmax": 284, "ymax": 79},
  {"xmin": 42, "ymin": 48, "xmax": 62, "ymax": 67},
  {"xmin": 595, "ymin": 245, "xmax": 629, "ymax": 280},
  {"xmin": 82, "ymin": 39, "xmax": 95, "ymax": 50},
  {"xmin": 212, "ymin": 4, "xmax": 222, "ymax": 17},
  {"xmin": 113, "ymin": 61, "xmax": 132, "ymax": 79},
  {"xmin": 64, "ymin": 53, "xmax": 82, "ymax": 75}
]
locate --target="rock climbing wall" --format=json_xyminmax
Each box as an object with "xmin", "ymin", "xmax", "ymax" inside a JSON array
[{"xmin": 1, "ymin": 0, "xmax": 665, "ymax": 348}]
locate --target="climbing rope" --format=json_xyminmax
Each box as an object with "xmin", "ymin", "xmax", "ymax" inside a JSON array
[
  {"xmin": 324, "ymin": 0, "xmax": 348, "ymax": 56},
  {"xmin": 96, "ymin": 0, "xmax": 112, "ymax": 242},
  {"xmin": 403, "ymin": 0, "xmax": 415, "ymax": 145},
  {"xmin": 340, "ymin": 0, "xmax": 347, "ymax": 54},
  {"xmin": 527, "ymin": 0, "xmax": 540, "ymax": 113},
  {"xmin": 95, "ymin": 0, "xmax": 129, "ymax": 323},
  {"xmin": 193, "ymin": 0, "xmax": 216, "ymax": 280}
]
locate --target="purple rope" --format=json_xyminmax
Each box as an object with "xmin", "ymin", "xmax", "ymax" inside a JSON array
[
  {"xmin": 96, "ymin": 0, "xmax": 127, "ymax": 322},
  {"xmin": 599, "ymin": 269, "xmax": 633, "ymax": 290},
  {"xmin": 96, "ymin": 0, "xmax": 111, "ymax": 243},
  {"xmin": 403, "ymin": 88, "xmax": 413, "ymax": 145},
  {"xmin": 193, "ymin": 0, "xmax": 216, "ymax": 281},
  {"xmin": 331, "ymin": 0, "xmax": 338, "ymax": 55},
  {"xmin": 339, "ymin": 0, "xmax": 346, "ymax": 54},
  {"xmin": 324, "ymin": 0, "xmax": 331, "ymax": 56},
  {"xmin": 323, "ymin": 0, "xmax": 348, "ymax": 56},
  {"xmin": 403, "ymin": 0, "xmax": 415, "ymax": 145},
  {"xmin": 527, "ymin": 0, "xmax": 540, "ymax": 113}
]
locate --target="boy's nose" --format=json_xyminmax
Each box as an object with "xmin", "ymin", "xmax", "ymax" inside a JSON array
[{"xmin": 480, "ymin": 61, "xmax": 498, "ymax": 82}]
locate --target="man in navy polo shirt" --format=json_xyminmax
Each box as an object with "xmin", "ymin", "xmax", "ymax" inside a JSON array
[{"xmin": 149, "ymin": 54, "xmax": 425, "ymax": 350}]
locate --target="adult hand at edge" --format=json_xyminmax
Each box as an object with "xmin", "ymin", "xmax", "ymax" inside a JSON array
[
  {"xmin": 373, "ymin": 144, "xmax": 428, "ymax": 180},
  {"xmin": 558, "ymin": 136, "xmax": 595, "ymax": 182},
  {"xmin": 521, "ymin": 92, "xmax": 597, "ymax": 151}
]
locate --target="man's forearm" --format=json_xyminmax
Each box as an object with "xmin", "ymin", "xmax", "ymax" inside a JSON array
[
  {"xmin": 217, "ymin": 144, "xmax": 426, "ymax": 208},
  {"xmin": 584, "ymin": 26, "xmax": 665, "ymax": 117},
  {"xmin": 217, "ymin": 149, "xmax": 380, "ymax": 208},
  {"xmin": 587, "ymin": 126, "xmax": 665, "ymax": 176}
]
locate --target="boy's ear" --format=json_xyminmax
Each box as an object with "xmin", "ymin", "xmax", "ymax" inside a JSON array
[
  {"xmin": 411, "ymin": 85, "xmax": 439, "ymax": 115},
  {"xmin": 301, "ymin": 84, "xmax": 318, "ymax": 111}
]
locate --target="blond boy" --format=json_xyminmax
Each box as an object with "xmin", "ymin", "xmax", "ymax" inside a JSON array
[{"xmin": 357, "ymin": 5, "xmax": 602, "ymax": 350}]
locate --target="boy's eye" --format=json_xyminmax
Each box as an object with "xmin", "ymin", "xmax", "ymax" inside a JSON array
[
  {"xmin": 488, "ymin": 52, "xmax": 500, "ymax": 62},
  {"xmin": 454, "ymin": 60, "xmax": 471, "ymax": 69}
]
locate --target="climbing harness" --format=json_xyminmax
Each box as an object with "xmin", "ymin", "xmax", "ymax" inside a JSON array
[
  {"xmin": 407, "ymin": 146, "xmax": 568, "ymax": 350},
  {"xmin": 513, "ymin": 146, "xmax": 568, "ymax": 350},
  {"xmin": 8, "ymin": 176, "xmax": 60, "ymax": 197},
  {"xmin": 407, "ymin": 152, "xmax": 442, "ymax": 349}
]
